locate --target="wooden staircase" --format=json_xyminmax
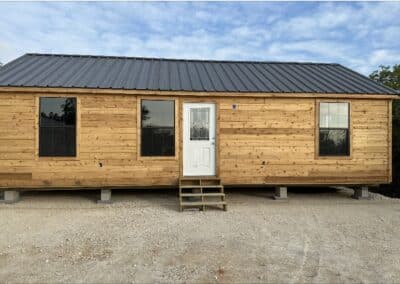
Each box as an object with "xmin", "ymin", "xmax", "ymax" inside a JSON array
[{"xmin": 179, "ymin": 177, "xmax": 227, "ymax": 212}]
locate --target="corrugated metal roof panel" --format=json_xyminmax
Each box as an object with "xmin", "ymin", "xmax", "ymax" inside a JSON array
[
  {"xmin": 194, "ymin": 62, "xmax": 214, "ymax": 91},
  {"xmin": 124, "ymin": 59, "xmax": 141, "ymax": 90},
  {"xmin": 251, "ymin": 64, "xmax": 282, "ymax": 92},
  {"xmin": 310, "ymin": 64, "xmax": 357, "ymax": 93},
  {"xmin": 102, "ymin": 58, "xmax": 125, "ymax": 89},
  {"xmin": 241, "ymin": 63, "xmax": 273, "ymax": 92},
  {"xmin": 285, "ymin": 64, "xmax": 322, "ymax": 92},
  {"xmin": 295, "ymin": 64, "xmax": 338, "ymax": 93},
  {"xmin": 147, "ymin": 59, "xmax": 160, "ymax": 90},
  {"xmin": 64, "ymin": 57, "xmax": 94, "ymax": 88},
  {"xmin": 108, "ymin": 58, "xmax": 129, "ymax": 89},
  {"xmin": 230, "ymin": 63, "xmax": 259, "ymax": 91},
  {"xmin": 203, "ymin": 62, "xmax": 224, "ymax": 91},
  {"xmin": 158, "ymin": 60, "xmax": 170, "ymax": 91},
  {"xmin": 268, "ymin": 64, "xmax": 306, "ymax": 92},
  {"xmin": 334, "ymin": 64, "xmax": 392, "ymax": 94},
  {"xmin": 135, "ymin": 59, "xmax": 150, "ymax": 90},
  {"xmin": 168, "ymin": 61, "xmax": 181, "ymax": 91},
  {"xmin": 0, "ymin": 53, "xmax": 396, "ymax": 95},
  {"xmin": 211, "ymin": 63, "xmax": 235, "ymax": 91},
  {"xmin": 319, "ymin": 65, "xmax": 364, "ymax": 93},
  {"xmin": 177, "ymin": 61, "xmax": 192, "ymax": 91},
  {"xmin": 187, "ymin": 62, "xmax": 203, "ymax": 91}
]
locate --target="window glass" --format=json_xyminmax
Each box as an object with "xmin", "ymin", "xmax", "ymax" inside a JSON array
[
  {"xmin": 141, "ymin": 100, "xmax": 175, "ymax": 156},
  {"xmin": 39, "ymin": 97, "xmax": 76, "ymax": 157},
  {"xmin": 319, "ymin": 129, "xmax": 349, "ymax": 156},
  {"xmin": 319, "ymin": 102, "xmax": 329, "ymax": 128},
  {"xmin": 320, "ymin": 102, "xmax": 348, "ymax": 128},
  {"xmin": 319, "ymin": 102, "xmax": 349, "ymax": 156},
  {"xmin": 190, "ymin": 108, "xmax": 210, "ymax": 141}
]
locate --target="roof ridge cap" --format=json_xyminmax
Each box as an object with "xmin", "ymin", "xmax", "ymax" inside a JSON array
[{"xmin": 25, "ymin": 53, "xmax": 339, "ymax": 65}]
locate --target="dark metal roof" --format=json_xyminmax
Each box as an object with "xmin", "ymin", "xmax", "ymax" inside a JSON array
[{"xmin": 0, "ymin": 53, "xmax": 396, "ymax": 94}]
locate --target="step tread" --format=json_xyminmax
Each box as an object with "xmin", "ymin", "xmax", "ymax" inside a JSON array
[
  {"xmin": 181, "ymin": 201, "xmax": 227, "ymax": 206},
  {"xmin": 179, "ymin": 176, "xmax": 220, "ymax": 180},
  {"xmin": 180, "ymin": 185, "xmax": 223, "ymax": 189},
  {"xmin": 181, "ymin": 193, "xmax": 225, "ymax": 197}
]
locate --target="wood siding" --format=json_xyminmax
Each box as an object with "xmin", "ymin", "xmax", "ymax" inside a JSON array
[
  {"xmin": 219, "ymin": 98, "xmax": 390, "ymax": 185},
  {"xmin": 0, "ymin": 92, "xmax": 392, "ymax": 189}
]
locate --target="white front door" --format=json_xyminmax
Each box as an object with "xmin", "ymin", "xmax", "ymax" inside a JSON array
[{"xmin": 183, "ymin": 103, "xmax": 216, "ymax": 176}]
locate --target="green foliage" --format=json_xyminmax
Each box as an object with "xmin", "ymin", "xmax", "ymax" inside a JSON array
[
  {"xmin": 370, "ymin": 64, "xmax": 400, "ymax": 90},
  {"xmin": 370, "ymin": 65, "xmax": 400, "ymax": 192}
]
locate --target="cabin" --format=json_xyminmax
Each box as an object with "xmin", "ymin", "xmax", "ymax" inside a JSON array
[{"xmin": 0, "ymin": 53, "xmax": 398, "ymax": 208}]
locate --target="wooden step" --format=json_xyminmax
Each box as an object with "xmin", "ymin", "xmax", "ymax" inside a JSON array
[
  {"xmin": 179, "ymin": 177, "xmax": 221, "ymax": 186},
  {"xmin": 179, "ymin": 185, "xmax": 223, "ymax": 189},
  {"xmin": 178, "ymin": 176, "xmax": 227, "ymax": 212},
  {"xmin": 179, "ymin": 176, "xmax": 220, "ymax": 180},
  {"xmin": 181, "ymin": 201, "xmax": 227, "ymax": 206},
  {"xmin": 181, "ymin": 193, "xmax": 225, "ymax": 197}
]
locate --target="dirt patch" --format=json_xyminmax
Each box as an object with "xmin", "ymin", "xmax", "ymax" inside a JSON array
[{"xmin": 1, "ymin": 188, "xmax": 400, "ymax": 283}]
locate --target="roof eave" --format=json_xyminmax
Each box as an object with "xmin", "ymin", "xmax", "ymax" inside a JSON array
[{"xmin": 0, "ymin": 85, "xmax": 398, "ymax": 99}]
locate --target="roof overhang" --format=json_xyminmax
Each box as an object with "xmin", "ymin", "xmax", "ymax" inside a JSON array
[
  {"xmin": 0, "ymin": 86, "xmax": 398, "ymax": 100},
  {"xmin": 1, "ymin": 53, "xmax": 397, "ymax": 95}
]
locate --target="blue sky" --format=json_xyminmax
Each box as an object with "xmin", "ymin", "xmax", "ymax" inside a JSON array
[{"xmin": 0, "ymin": 2, "xmax": 399, "ymax": 75}]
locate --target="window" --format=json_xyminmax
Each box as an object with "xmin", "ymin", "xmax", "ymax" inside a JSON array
[
  {"xmin": 319, "ymin": 102, "xmax": 350, "ymax": 156},
  {"xmin": 190, "ymin": 108, "xmax": 210, "ymax": 141},
  {"xmin": 39, "ymin": 97, "xmax": 76, "ymax": 157},
  {"xmin": 141, "ymin": 100, "xmax": 175, "ymax": 156}
]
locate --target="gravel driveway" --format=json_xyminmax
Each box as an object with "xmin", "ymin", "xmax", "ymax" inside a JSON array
[{"xmin": 1, "ymin": 188, "xmax": 400, "ymax": 283}]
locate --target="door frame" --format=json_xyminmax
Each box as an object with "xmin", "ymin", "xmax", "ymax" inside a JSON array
[{"xmin": 180, "ymin": 99, "xmax": 220, "ymax": 177}]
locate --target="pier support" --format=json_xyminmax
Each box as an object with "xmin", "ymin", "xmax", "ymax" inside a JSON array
[
  {"xmin": 273, "ymin": 186, "xmax": 288, "ymax": 200},
  {"xmin": 352, "ymin": 186, "xmax": 369, "ymax": 200},
  {"xmin": 3, "ymin": 191, "xmax": 20, "ymax": 204},
  {"xmin": 98, "ymin": 189, "xmax": 112, "ymax": 204}
]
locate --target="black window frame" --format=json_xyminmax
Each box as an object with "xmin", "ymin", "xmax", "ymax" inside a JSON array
[
  {"xmin": 318, "ymin": 102, "xmax": 350, "ymax": 157},
  {"xmin": 39, "ymin": 97, "xmax": 77, "ymax": 157},
  {"xmin": 140, "ymin": 99, "xmax": 175, "ymax": 157}
]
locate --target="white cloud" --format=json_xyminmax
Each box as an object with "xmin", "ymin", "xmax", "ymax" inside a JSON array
[
  {"xmin": 0, "ymin": 2, "xmax": 399, "ymax": 75},
  {"xmin": 370, "ymin": 49, "xmax": 400, "ymax": 66}
]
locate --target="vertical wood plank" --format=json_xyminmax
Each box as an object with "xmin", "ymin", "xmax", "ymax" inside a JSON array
[
  {"xmin": 136, "ymin": 96, "xmax": 141, "ymax": 160},
  {"xmin": 34, "ymin": 95, "xmax": 39, "ymax": 159},
  {"xmin": 388, "ymin": 100, "xmax": 392, "ymax": 183},
  {"xmin": 76, "ymin": 96, "xmax": 81, "ymax": 159}
]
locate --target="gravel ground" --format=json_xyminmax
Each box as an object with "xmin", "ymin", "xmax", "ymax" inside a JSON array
[{"xmin": 1, "ymin": 187, "xmax": 400, "ymax": 283}]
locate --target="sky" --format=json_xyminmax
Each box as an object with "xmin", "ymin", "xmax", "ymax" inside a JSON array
[{"xmin": 0, "ymin": 1, "xmax": 399, "ymax": 75}]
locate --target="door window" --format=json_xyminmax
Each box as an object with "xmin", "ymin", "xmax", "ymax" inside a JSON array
[{"xmin": 190, "ymin": 108, "xmax": 210, "ymax": 141}]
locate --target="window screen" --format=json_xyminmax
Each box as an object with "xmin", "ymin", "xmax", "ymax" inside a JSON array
[
  {"xmin": 319, "ymin": 102, "xmax": 350, "ymax": 156},
  {"xmin": 141, "ymin": 100, "xmax": 175, "ymax": 156},
  {"xmin": 39, "ymin": 97, "xmax": 76, "ymax": 157}
]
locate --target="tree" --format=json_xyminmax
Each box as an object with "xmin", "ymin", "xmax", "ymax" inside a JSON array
[
  {"xmin": 62, "ymin": 98, "xmax": 76, "ymax": 125},
  {"xmin": 370, "ymin": 65, "xmax": 400, "ymax": 195},
  {"xmin": 370, "ymin": 65, "xmax": 400, "ymax": 90}
]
